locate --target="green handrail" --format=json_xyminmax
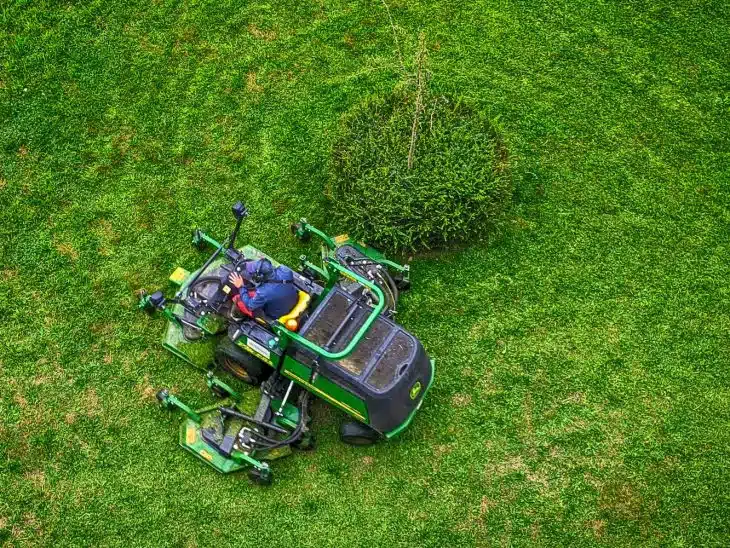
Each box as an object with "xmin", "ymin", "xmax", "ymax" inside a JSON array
[{"xmin": 273, "ymin": 260, "xmax": 385, "ymax": 360}]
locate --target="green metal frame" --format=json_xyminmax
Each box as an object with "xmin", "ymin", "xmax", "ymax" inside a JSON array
[
  {"xmin": 292, "ymin": 219, "xmax": 337, "ymax": 250},
  {"xmin": 280, "ymin": 355, "xmax": 369, "ymax": 422},
  {"xmin": 293, "ymin": 219, "xmax": 410, "ymax": 283},
  {"xmin": 206, "ymin": 371, "xmax": 241, "ymax": 400},
  {"xmin": 158, "ymin": 391, "xmax": 201, "ymax": 423},
  {"xmin": 188, "ymin": 229, "xmax": 389, "ymax": 362}
]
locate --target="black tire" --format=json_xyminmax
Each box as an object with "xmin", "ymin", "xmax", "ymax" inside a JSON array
[
  {"xmin": 215, "ymin": 338, "xmax": 270, "ymax": 385},
  {"xmin": 156, "ymin": 389, "xmax": 170, "ymax": 404},
  {"xmin": 248, "ymin": 466, "xmax": 272, "ymax": 486},
  {"xmin": 340, "ymin": 421, "xmax": 381, "ymax": 446},
  {"xmin": 394, "ymin": 274, "xmax": 411, "ymax": 292}
]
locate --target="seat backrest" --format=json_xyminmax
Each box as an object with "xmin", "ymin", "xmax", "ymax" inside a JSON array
[{"xmin": 278, "ymin": 291, "xmax": 311, "ymax": 325}]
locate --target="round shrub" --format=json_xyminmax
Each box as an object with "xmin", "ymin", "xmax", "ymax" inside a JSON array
[{"xmin": 328, "ymin": 92, "xmax": 511, "ymax": 252}]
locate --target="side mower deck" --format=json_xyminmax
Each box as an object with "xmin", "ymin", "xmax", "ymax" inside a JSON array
[
  {"xmin": 179, "ymin": 400, "xmax": 258, "ymax": 475},
  {"xmin": 158, "ymin": 372, "xmax": 311, "ymax": 484}
]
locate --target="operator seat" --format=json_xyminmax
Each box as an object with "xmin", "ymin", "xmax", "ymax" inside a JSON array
[
  {"xmin": 278, "ymin": 291, "xmax": 311, "ymax": 331},
  {"xmin": 235, "ymin": 290, "xmax": 311, "ymax": 331}
]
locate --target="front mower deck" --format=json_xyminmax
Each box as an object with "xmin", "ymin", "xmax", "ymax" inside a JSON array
[{"xmin": 161, "ymin": 244, "xmax": 318, "ymax": 370}]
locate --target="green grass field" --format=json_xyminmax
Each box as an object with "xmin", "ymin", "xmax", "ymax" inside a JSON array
[{"xmin": 1, "ymin": 1, "xmax": 729, "ymax": 546}]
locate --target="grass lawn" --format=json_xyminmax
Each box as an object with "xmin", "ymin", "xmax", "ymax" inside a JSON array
[{"xmin": 1, "ymin": 0, "xmax": 729, "ymax": 546}]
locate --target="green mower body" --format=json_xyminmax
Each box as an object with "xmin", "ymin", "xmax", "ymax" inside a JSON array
[{"xmin": 140, "ymin": 204, "xmax": 434, "ymax": 482}]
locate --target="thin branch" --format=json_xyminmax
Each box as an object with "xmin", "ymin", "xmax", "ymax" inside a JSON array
[
  {"xmin": 381, "ymin": 0, "xmax": 406, "ymax": 74},
  {"xmin": 407, "ymin": 33, "xmax": 427, "ymax": 170}
]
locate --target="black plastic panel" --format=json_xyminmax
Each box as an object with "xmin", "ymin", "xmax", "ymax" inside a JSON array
[{"xmin": 366, "ymin": 331, "xmax": 415, "ymax": 390}]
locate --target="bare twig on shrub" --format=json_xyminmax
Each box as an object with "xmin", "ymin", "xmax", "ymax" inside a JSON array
[
  {"xmin": 407, "ymin": 33, "xmax": 428, "ymax": 170},
  {"xmin": 381, "ymin": 0, "xmax": 406, "ymax": 74}
]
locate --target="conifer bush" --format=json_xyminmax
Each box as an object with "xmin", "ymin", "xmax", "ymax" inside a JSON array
[{"xmin": 329, "ymin": 91, "xmax": 512, "ymax": 252}]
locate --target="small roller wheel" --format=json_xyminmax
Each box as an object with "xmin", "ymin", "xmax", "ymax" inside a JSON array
[
  {"xmin": 293, "ymin": 432, "xmax": 316, "ymax": 451},
  {"xmin": 138, "ymin": 291, "xmax": 154, "ymax": 315},
  {"xmin": 394, "ymin": 275, "xmax": 411, "ymax": 291},
  {"xmin": 191, "ymin": 229, "xmax": 206, "ymax": 250},
  {"xmin": 156, "ymin": 389, "xmax": 170, "ymax": 404},
  {"xmin": 248, "ymin": 466, "xmax": 273, "ymax": 486},
  {"xmin": 290, "ymin": 222, "xmax": 311, "ymax": 242}
]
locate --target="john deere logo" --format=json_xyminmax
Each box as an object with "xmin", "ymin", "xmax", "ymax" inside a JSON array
[{"xmin": 410, "ymin": 381, "xmax": 422, "ymax": 400}]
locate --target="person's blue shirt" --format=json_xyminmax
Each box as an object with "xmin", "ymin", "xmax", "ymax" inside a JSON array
[{"xmin": 241, "ymin": 265, "xmax": 299, "ymax": 318}]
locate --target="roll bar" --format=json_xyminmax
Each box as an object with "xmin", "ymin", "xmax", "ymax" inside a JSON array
[{"xmin": 272, "ymin": 259, "xmax": 385, "ymax": 361}]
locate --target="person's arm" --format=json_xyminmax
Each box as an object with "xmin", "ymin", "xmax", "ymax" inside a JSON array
[
  {"xmin": 231, "ymin": 293, "xmax": 253, "ymax": 316},
  {"xmin": 240, "ymin": 287, "xmax": 267, "ymax": 312},
  {"xmin": 229, "ymin": 272, "xmax": 255, "ymax": 317}
]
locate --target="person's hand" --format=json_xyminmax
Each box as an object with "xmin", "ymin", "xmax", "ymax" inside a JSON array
[{"xmin": 228, "ymin": 271, "xmax": 244, "ymax": 289}]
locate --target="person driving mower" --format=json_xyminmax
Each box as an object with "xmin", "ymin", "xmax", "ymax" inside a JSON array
[{"xmin": 228, "ymin": 258, "xmax": 299, "ymax": 318}]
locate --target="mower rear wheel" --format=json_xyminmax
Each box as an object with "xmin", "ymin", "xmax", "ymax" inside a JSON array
[
  {"xmin": 340, "ymin": 421, "xmax": 381, "ymax": 446},
  {"xmin": 215, "ymin": 339, "xmax": 270, "ymax": 386}
]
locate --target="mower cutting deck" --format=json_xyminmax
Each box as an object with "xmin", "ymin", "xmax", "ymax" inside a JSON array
[{"xmin": 139, "ymin": 202, "xmax": 434, "ymax": 484}]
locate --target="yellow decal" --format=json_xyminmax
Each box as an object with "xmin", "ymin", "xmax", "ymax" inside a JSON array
[
  {"xmin": 200, "ymin": 450, "xmax": 214, "ymax": 462},
  {"xmin": 186, "ymin": 425, "xmax": 197, "ymax": 445},
  {"xmin": 247, "ymin": 347, "xmax": 273, "ymax": 365},
  {"xmin": 410, "ymin": 381, "xmax": 422, "ymax": 400},
  {"xmin": 334, "ymin": 234, "xmax": 350, "ymax": 245},
  {"xmin": 249, "ymin": 350, "xmax": 272, "ymax": 366},
  {"xmin": 169, "ymin": 267, "xmax": 189, "ymax": 284},
  {"xmin": 340, "ymin": 272, "xmax": 357, "ymax": 283},
  {"xmin": 236, "ymin": 340, "xmax": 273, "ymax": 365}
]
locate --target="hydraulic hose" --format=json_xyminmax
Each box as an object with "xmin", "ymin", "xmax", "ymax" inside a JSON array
[
  {"xmin": 375, "ymin": 269, "xmax": 398, "ymax": 312},
  {"xmin": 188, "ymin": 275, "xmax": 225, "ymax": 297},
  {"xmin": 249, "ymin": 393, "xmax": 310, "ymax": 451}
]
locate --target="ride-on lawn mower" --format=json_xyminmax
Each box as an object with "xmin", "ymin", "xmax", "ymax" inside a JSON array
[{"xmin": 139, "ymin": 202, "xmax": 434, "ymax": 485}]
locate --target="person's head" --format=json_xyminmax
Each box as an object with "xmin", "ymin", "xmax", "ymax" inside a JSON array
[{"xmin": 246, "ymin": 258, "xmax": 274, "ymax": 285}]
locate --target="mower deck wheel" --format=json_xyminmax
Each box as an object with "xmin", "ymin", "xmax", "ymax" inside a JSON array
[
  {"xmin": 340, "ymin": 421, "xmax": 381, "ymax": 446},
  {"xmin": 248, "ymin": 467, "xmax": 272, "ymax": 486},
  {"xmin": 293, "ymin": 432, "xmax": 316, "ymax": 451},
  {"xmin": 394, "ymin": 275, "xmax": 411, "ymax": 291},
  {"xmin": 191, "ymin": 229, "xmax": 207, "ymax": 250}
]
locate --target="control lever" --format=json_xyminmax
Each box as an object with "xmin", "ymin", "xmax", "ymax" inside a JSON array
[
  {"xmin": 309, "ymin": 358, "xmax": 320, "ymax": 384},
  {"xmin": 229, "ymin": 201, "xmax": 248, "ymax": 250}
]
